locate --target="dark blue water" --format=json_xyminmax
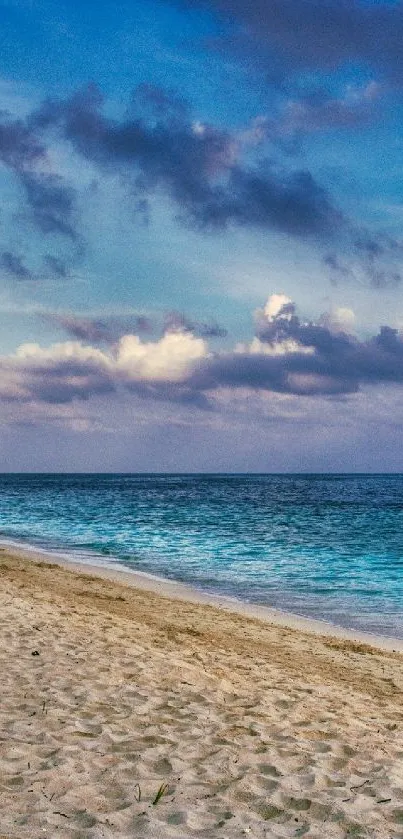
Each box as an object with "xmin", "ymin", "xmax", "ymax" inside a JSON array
[{"xmin": 0, "ymin": 473, "xmax": 403, "ymax": 638}]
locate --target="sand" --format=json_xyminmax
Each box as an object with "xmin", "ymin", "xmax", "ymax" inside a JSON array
[{"xmin": 1, "ymin": 549, "xmax": 403, "ymax": 839}]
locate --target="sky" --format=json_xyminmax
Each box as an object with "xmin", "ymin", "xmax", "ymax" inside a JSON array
[{"xmin": 1, "ymin": 0, "xmax": 403, "ymax": 470}]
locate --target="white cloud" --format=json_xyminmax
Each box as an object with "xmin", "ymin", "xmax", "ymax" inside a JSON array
[
  {"xmin": 9, "ymin": 331, "xmax": 208, "ymax": 384},
  {"xmin": 319, "ymin": 307, "xmax": 356, "ymax": 334},
  {"xmin": 117, "ymin": 331, "xmax": 208, "ymax": 382},
  {"xmin": 0, "ymin": 293, "xmax": 398, "ymax": 419},
  {"xmin": 14, "ymin": 340, "xmax": 110, "ymax": 368},
  {"xmin": 236, "ymin": 336, "xmax": 314, "ymax": 356},
  {"xmin": 263, "ymin": 293, "xmax": 293, "ymax": 321}
]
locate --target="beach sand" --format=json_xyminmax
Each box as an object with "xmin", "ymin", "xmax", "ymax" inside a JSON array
[{"xmin": 1, "ymin": 549, "xmax": 403, "ymax": 838}]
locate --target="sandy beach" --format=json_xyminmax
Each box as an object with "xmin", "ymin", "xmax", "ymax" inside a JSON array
[{"xmin": 1, "ymin": 549, "xmax": 403, "ymax": 839}]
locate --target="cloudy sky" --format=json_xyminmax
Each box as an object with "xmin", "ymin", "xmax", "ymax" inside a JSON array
[{"xmin": 1, "ymin": 0, "xmax": 403, "ymax": 471}]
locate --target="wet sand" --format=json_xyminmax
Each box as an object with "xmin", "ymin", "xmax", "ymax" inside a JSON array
[{"xmin": 1, "ymin": 548, "xmax": 403, "ymax": 838}]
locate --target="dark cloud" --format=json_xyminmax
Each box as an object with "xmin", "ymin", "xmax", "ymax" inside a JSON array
[
  {"xmin": 1, "ymin": 251, "xmax": 34, "ymax": 281},
  {"xmin": 270, "ymin": 84, "xmax": 382, "ymax": 139},
  {"xmin": 43, "ymin": 254, "xmax": 69, "ymax": 279},
  {"xmin": 1, "ymin": 251, "xmax": 72, "ymax": 283},
  {"xmin": 122, "ymin": 378, "xmax": 212, "ymax": 410},
  {"xmin": 44, "ymin": 312, "xmax": 153, "ymax": 343},
  {"xmin": 190, "ymin": 336, "xmax": 383, "ymax": 396},
  {"xmin": 46, "ymin": 313, "xmax": 113, "ymax": 343},
  {"xmin": 175, "ymin": 0, "xmax": 403, "ymax": 85},
  {"xmin": 0, "ymin": 84, "xmax": 398, "ymax": 285},
  {"xmin": 353, "ymin": 234, "xmax": 402, "ymax": 287},
  {"xmin": 324, "ymin": 236, "xmax": 402, "ymax": 287},
  {"xmin": 20, "ymin": 172, "xmax": 77, "ymax": 240},
  {"xmin": 32, "ymin": 84, "xmax": 343, "ymax": 241},
  {"xmin": 323, "ymin": 254, "xmax": 355, "ymax": 283},
  {"xmin": 248, "ymin": 84, "xmax": 383, "ymax": 162},
  {"xmin": 0, "ymin": 108, "xmax": 79, "ymax": 251},
  {"xmin": 164, "ymin": 310, "xmax": 227, "ymax": 337},
  {"xmin": 0, "ymin": 112, "xmax": 81, "ymax": 286},
  {"xmin": 47, "ymin": 308, "xmax": 224, "ymax": 345},
  {"xmin": 30, "ymin": 84, "xmax": 400, "ymax": 282},
  {"xmin": 133, "ymin": 83, "xmax": 188, "ymax": 118},
  {"xmin": 0, "ymin": 112, "xmax": 44, "ymax": 170},
  {"xmin": 190, "ymin": 302, "xmax": 403, "ymax": 396},
  {"xmin": 192, "ymin": 166, "xmax": 341, "ymax": 236},
  {"xmin": 23, "ymin": 359, "xmax": 115, "ymax": 405}
]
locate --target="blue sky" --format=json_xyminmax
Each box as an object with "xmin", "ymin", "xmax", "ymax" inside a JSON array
[{"xmin": 1, "ymin": 0, "xmax": 403, "ymax": 470}]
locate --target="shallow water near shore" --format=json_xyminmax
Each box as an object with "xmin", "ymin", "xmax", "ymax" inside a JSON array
[{"xmin": 0, "ymin": 472, "xmax": 403, "ymax": 638}]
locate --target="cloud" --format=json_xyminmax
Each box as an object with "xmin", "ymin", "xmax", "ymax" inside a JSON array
[
  {"xmin": 31, "ymin": 84, "xmax": 342, "ymax": 242},
  {"xmin": 0, "ymin": 340, "xmax": 113, "ymax": 404},
  {"xmin": 1, "ymin": 251, "xmax": 72, "ymax": 283},
  {"xmin": 43, "ymin": 254, "xmax": 69, "ymax": 279},
  {"xmin": 241, "ymin": 83, "xmax": 383, "ymax": 156},
  {"xmin": 0, "ymin": 111, "xmax": 44, "ymax": 170},
  {"xmin": 175, "ymin": 0, "xmax": 403, "ymax": 85},
  {"xmin": 45, "ymin": 311, "xmax": 153, "ymax": 343},
  {"xmin": 0, "ymin": 110, "xmax": 77, "ymax": 241},
  {"xmin": 319, "ymin": 306, "xmax": 355, "ymax": 335},
  {"xmin": 117, "ymin": 331, "xmax": 208, "ymax": 382},
  {"xmin": 0, "ymin": 330, "xmax": 208, "ymax": 405},
  {"xmin": 0, "ymin": 84, "xmax": 399, "ymax": 285},
  {"xmin": 323, "ymin": 253, "xmax": 355, "ymax": 283},
  {"xmin": 0, "ymin": 105, "xmax": 81, "ymax": 282},
  {"xmin": 1, "ymin": 251, "xmax": 35, "ymax": 281},
  {"xmin": 164, "ymin": 310, "xmax": 227, "ymax": 337},
  {"xmin": 3, "ymin": 294, "xmax": 403, "ymax": 407},
  {"xmin": 191, "ymin": 352, "xmax": 358, "ymax": 397},
  {"xmin": 20, "ymin": 172, "xmax": 78, "ymax": 240},
  {"xmin": 275, "ymin": 83, "xmax": 382, "ymax": 136},
  {"xmin": 45, "ymin": 308, "xmax": 225, "ymax": 347},
  {"xmin": 31, "ymin": 84, "xmax": 401, "ymax": 284},
  {"xmin": 206, "ymin": 293, "xmax": 403, "ymax": 395},
  {"xmin": 261, "ymin": 292, "xmax": 294, "ymax": 322}
]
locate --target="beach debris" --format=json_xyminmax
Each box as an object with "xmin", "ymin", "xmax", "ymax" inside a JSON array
[
  {"xmin": 134, "ymin": 783, "xmax": 141, "ymax": 802},
  {"xmin": 31, "ymin": 650, "xmax": 40, "ymax": 656},
  {"xmin": 152, "ymin": 783, "xmax": 168, "ymax": 805},
  {"xmin": 350, "ymin": 779, "xmax": 370, "ymax": 791}
]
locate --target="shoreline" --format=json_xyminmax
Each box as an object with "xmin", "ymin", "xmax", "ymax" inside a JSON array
[
  {"xmin": 1, "ymin": 545, "xmax": 403, "ymax": 838},
  {"xmin": 3, "ymin": 540, "xmax": 403, "ymax": 653}
]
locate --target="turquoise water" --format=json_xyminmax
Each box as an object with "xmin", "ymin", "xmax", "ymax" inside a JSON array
[{"xmin": 0, "ymin": 473, "xmax": 403, "ymax": 638}]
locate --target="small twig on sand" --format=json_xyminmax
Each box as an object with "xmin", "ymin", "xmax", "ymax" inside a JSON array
[
  {"xmin": 350, "ymin": 779, "xmax": 370, "ymax": 791},
  {"xmin": 152, "ymin": 783, "xmax": 168, "ymax": 805}
]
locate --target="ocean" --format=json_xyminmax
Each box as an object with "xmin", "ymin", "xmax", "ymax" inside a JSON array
[{"xmin": 0, "ymin": 472, "xmax": 402, "ymax": 638}]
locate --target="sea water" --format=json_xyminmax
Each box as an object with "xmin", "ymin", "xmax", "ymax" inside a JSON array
[{"xmin": 0, "ymin": 473, "xmax": 402, "ymax": 638}]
